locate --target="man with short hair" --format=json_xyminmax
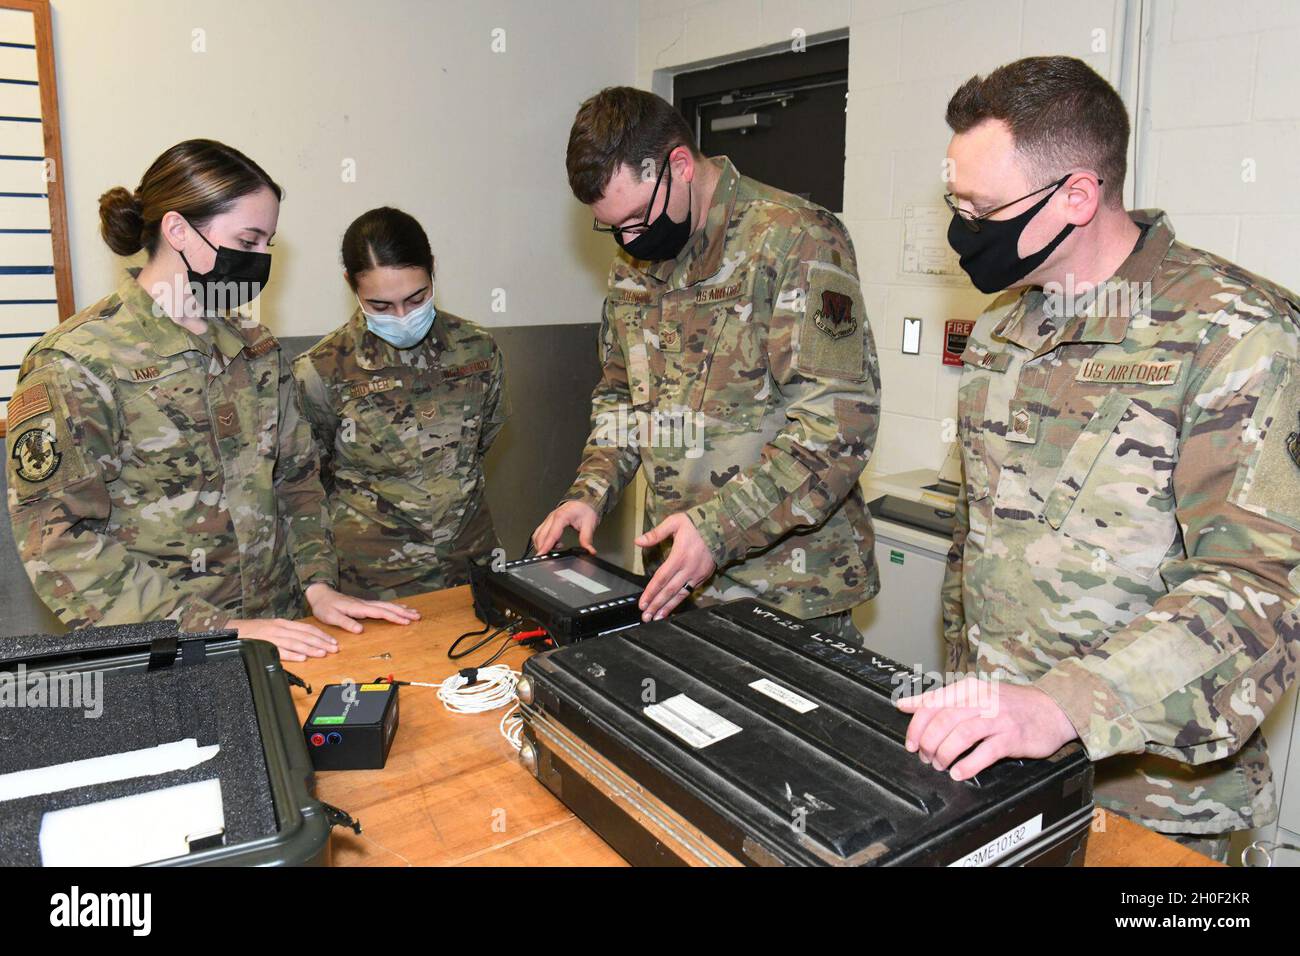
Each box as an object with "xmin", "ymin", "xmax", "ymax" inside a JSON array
[
  {"xmin": 897, "ymin": 55, "xmax": 1300, "ymax": 862},
  {"xmin": 533, "ymin": 87, "xmax": 881, "ymax": 636}
]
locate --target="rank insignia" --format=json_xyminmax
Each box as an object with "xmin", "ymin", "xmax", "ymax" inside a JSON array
[{"xmin": 214, "ymin": 402, "xmax": 241, "ymax": 439}]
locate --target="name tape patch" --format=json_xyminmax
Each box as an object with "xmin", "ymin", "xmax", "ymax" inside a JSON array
[
  {"xmin": 445, "ymin": 359, "xmax": 492, "ymax": 379},
  {"xmin": 695, "ymin": 281, "xmax": 743, "ymax": 305},
  {"xmin": 1076, "ymin": 359, "xmax": 1181, "ymax": 386},
  {"xmin": 245, "ymin": 336, "xmax": 279, "ymax": 358},
  {"xmin": 344, "ymin": 377, "xmax": 399, "ymax": 400}
]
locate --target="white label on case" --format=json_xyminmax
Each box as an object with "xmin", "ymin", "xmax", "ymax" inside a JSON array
[
  {"xmin": 748, "ymin": 678, "xmax": 818, "ymax": 713},
  {"xmin": 644, "ymin": 694, "xmax": 741, "ymax": 749},
  {"xmin": 948, "ymin": 813, "xmax": 1043, "ymax": 867}
]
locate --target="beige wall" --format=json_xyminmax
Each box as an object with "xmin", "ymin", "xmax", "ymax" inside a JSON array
[
  {"xmin": 1138, "ymin": 0, "xmax": 1300, "ymax": 292},
  {"xmin": 31, "ymin": 0, "xmax": 1300, "ymax": 431},
  {"xmin": 46, "ymin": 0, "xmax": 636, "ymax": 337},
  {"xmin": 637, "ymin": 0, "xmax": 1300, "ymax": 479}
]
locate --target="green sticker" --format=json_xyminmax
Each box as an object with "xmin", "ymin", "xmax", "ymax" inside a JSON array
[
  {"xmin": 312, "ymin": 715, "xmax": 346, "ymax": 725},
  {"xmin": 890, "ymin": 549, "xmax": 905, "ymax": 565}
]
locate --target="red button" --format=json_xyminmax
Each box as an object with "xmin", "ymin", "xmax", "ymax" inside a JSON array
[{"xmin": 310, "ymin": 733, "xmax": 325, "ymax": 747}]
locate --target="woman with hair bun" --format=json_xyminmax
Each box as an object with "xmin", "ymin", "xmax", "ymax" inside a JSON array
[
  {"xmin": 293, "ymin": 207, "xmax": 507, "ymax": 599},
  {"xmin": 5, "ymin": 139, "xmax": 418, "ymax": 660}
]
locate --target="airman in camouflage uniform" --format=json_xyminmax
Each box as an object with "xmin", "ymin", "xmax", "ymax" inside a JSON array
[
  {"xmin": 6, "ymin": 269, "xmax": 338, "ymax": 631},
  {"xmin": 943, "ymin": 210, "xmax": 1300, "ymax": 840},
  {"xmin": 562, "ymin": 156, "xmax": 881, "ymax": 622},
  {"xmin": 293, "ymin": 308, "xmax": 506, "ymax": 600}
]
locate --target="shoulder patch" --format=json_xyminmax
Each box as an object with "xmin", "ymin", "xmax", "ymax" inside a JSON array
[
  {"xmin": 796, "ymin": 262, "xmax": 867, "ymax": 381},
  {"xmin": 813, "ymin": 289, "xmax": 857, "ymax": 339},
  {"xmin": 7, "ymin": 383, "xmax": 52, "ymax": 428},
  {"xmin": 10, "ymin": 426, "xmax": 62, "ymax": 483},
  {"xmin": 6, "ymin": 368, "xmax": 92, "ymax": 499},
  {"xmin": 1233, "ymin": 355, "xmax": 1300, "ymax": 532}
]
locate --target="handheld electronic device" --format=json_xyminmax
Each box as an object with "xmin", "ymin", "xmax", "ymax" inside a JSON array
[{"xmin": 474, "ymin": 549, "xmax": 648, "ymax": 644}]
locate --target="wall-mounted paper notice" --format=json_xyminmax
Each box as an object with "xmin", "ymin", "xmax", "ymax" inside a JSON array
[{"xmin": 901, "ymin": 204, "xmax": 964, "ymax": 280}]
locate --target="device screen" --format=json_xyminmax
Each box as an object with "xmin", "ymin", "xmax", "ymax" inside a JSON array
[{"xmin": 506, "ymin": 554, "xmax": 641, "ymax": 607}]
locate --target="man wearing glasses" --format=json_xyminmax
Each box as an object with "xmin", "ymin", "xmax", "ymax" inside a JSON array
[
  {"xmin": 532, "ymin": 87, "xmax": 881, "ymax": 638},
  {"xmin": 896, "ymin": 56, "xmax": 1300, "ymax": 862}
]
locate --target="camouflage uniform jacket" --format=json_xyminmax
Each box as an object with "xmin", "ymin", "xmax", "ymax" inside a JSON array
[
  {"xmin": 563, "ymin": 157, "xmax": 881, "ymax": 619},
  {"xmin": 292, "ymin": 308, "xmax": 506, "ymax": 599},
  {"xmin": 942, "ymin": 210, "xmax": 1300, "ymax": 834},
  {"xmin": 6, "ymin": 270, "xmax": 338, "ymax": 631}
]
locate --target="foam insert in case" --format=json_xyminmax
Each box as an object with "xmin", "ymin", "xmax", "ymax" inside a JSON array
[{"xmin": 0, "ymin": 620, "xmax": 337, "ymax": 866}]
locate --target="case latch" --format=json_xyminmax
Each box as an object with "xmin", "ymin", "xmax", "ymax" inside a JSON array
[{"xmin": 320, "ymin": 802, "xmax": 362, "ymax": 835}]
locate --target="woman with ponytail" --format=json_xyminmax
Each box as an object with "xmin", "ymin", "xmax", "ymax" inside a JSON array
[{"xmin": 5, "ymin": 139, "xmax": 418, "ymax": 660}]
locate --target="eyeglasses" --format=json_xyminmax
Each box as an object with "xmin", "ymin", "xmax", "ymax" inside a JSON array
[
  {"xmin": 944, "ymin": 173, "xmax": 1102, "ymax": 233},
  {"xmin": 592, "ymin": 148, "xmax": 678, "ymax": 238}
]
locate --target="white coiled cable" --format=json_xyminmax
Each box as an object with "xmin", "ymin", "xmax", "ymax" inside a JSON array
[{"xmin": 408, "ymin": 665, "xmax": 524, "ymax": 750}]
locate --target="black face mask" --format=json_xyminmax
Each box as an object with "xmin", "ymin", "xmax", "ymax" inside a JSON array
[
  {"xmin": 946, "ymin": 179, "xmax": 1073, "ymax": 294},
  {"xmin": 178, "ymin": 225, "xmax": 272, "ymax": 315},
  {"xmin": 615, "ymin": 161, "xmax": 693, "ymax": 262}
]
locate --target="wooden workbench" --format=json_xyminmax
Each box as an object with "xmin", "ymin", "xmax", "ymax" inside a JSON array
[{"xmin": 290, "ymin": 586, "xmax": 1219, "ymax": 867}]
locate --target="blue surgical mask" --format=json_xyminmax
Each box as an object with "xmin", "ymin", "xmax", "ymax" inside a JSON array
[{"xmin": 360, "ymin": 290, "xmax": 436, "ymax": 349}]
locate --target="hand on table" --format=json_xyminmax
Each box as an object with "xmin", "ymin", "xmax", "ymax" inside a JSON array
[
  {"xmin": 230, "ymin": 586, "xmax": 419, "ymax": 662},
  {"xmin": 305, "ymin": 583, "xmax": 420, "ymax": 634},
  {"xmin": 228, "ymin": 617, "xmax": 339, "ymax": 662}
]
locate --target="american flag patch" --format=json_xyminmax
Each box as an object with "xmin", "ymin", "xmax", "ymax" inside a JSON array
[{"xmin": 7, "ymin": 383, "xmax": 52, "ymax": 428}]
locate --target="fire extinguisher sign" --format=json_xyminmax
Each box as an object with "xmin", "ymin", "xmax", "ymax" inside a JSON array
[{"xmin": 943, "ymin": 320, "xmax": 975, "ymax": 367}]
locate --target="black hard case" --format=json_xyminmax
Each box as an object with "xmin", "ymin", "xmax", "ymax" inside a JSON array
[
  {"xmin": 520, "ymin": 600, "xmax": 1094, "ymax": 866},
  {"xmin": 0, "ymin": 621, "xmax": 333, "ymax": 866}
]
